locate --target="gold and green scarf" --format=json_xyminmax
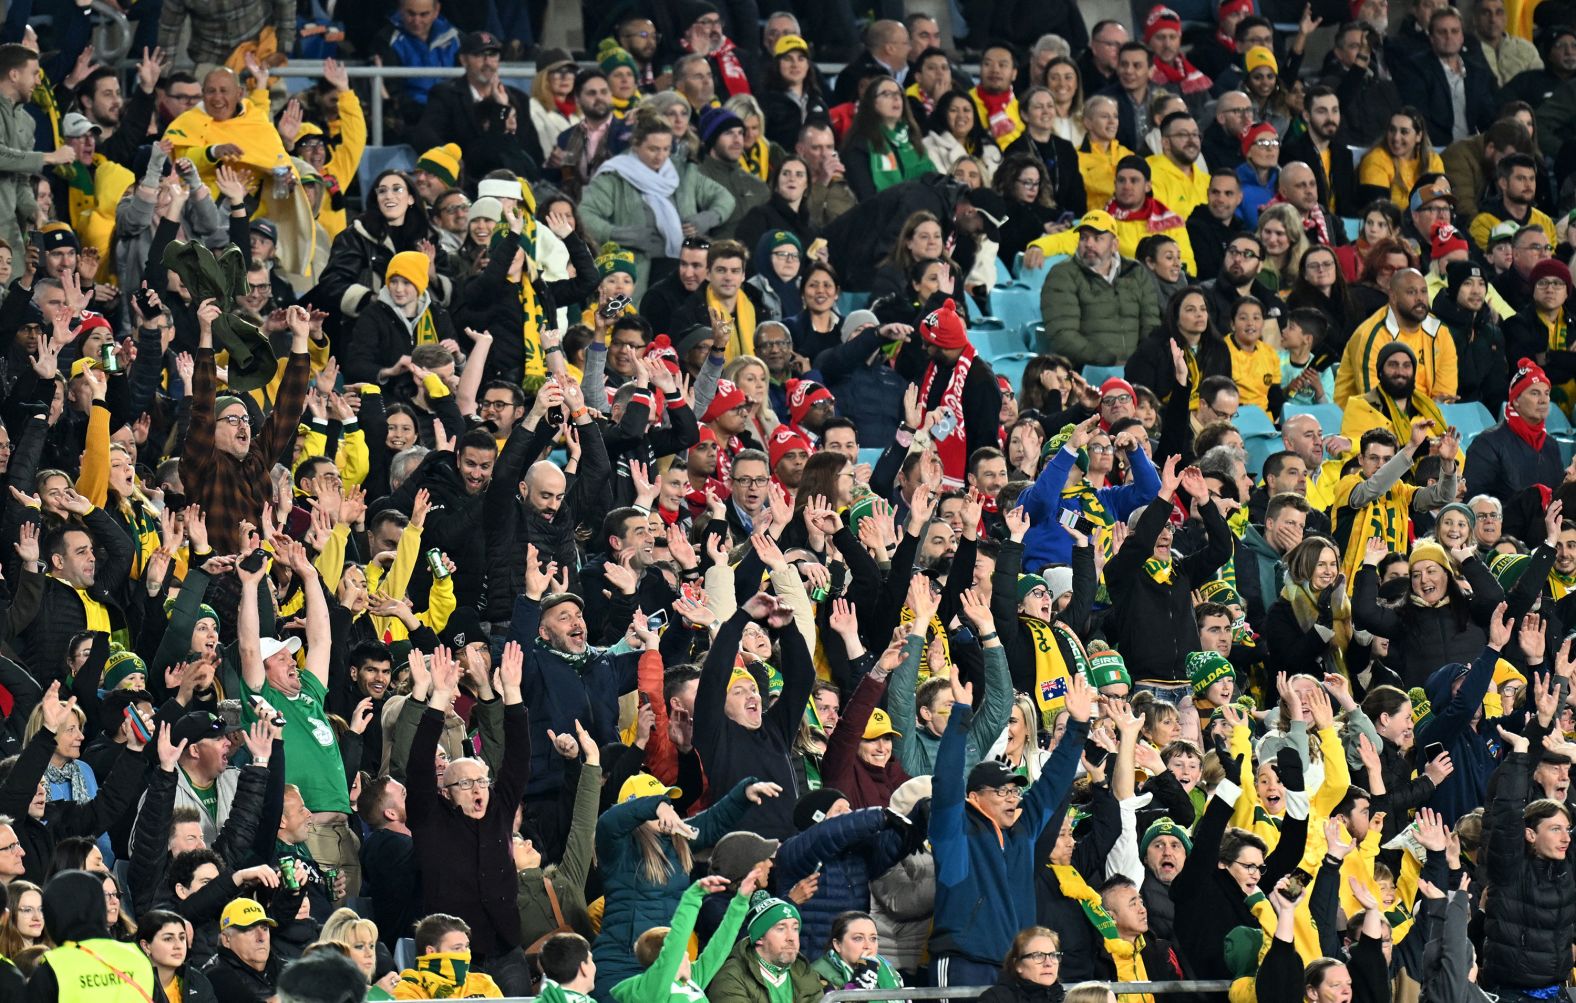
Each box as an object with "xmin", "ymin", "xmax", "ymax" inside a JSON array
[
  {"xmin": 414, "ymin": 307, "xmax": 439, "ymax": 346},
  {"xmin": 1280, "ymin": 578, "xmax": 1352, "ymax": 676},
  {"xmin": 1551, "ymin": 567, "xmax": 1576, "ymax": 600},
  {"xmin": 708, "ymin": 285, "xmax": 757, "ymax": 359},
  {"xmin": 1023, "ymin": 616, "xmax": 1080, "ymax": 724},
  {"xmin": 1143, "ymin": 558, "xmax": 1173, "ymax": 584},
  {"xmin": 898, "ymin": 603, "xmax": 950, "ymax": 681},
  {"xmin": 741, "ymin": 136, "xmax": 770, "ymax": 181},
  {"xmin": 1377, "ymin": 390, "xmax": 1446, "ymax": 458}
]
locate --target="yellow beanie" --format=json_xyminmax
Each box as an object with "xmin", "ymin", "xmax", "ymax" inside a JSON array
[
  {"xmin": 1408, "ymin": 539, "xmax": 1452, "ymax": 572},
  {"xmin": 416, "ymin": 143, "xmax": 463, "ymax": 187},
  {"xmin": 1243, "ymin": 46, "xmax": 1277, "ymax": 75},
  {"xmin": 386, "ymin": 251, "xmax": 431, "ymax": 298}
]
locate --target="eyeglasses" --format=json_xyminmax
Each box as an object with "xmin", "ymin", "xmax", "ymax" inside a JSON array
[
  {"xmin": 168, "ymin": 91, "xmax": 201, "ymax": 104},
  {"xmin": 1231, "ymin": 860, "xmax": 1265, "ymax": 873},
  {"xmin": 1101, "ymin": 394, "xmax": 1132, "ymax": 406},
  {"xmin": 682, "ymin": 237, "xmax": 712, "ymax": 250},
  {"xmin": 756, "ymin": 339, "xmax": 792, "ymax": 350},
  {"xmin": 1022, "ymin": 951, "xmax": 1062, "ymax": 963},
  {"xmin": 0, "ymin": 841, "xmax": 21, "ymax": 853},
  {"xmin": 445, "ymin": 777, "xmax": 493, "ymax": 791},
  {"xmin": 1227, "ymin": 246, "xmax": 1262, "ymax": 260},
  {"xmin": 374, "ymin": 184, "xmax": 409, "ymax": 196},
  {"xmin": 983, "ymin": 784, "xmax": 1023, "ymax": 800},
  {"xmin": 1253, "ymin": 138, "xmax": 1280, "ymax": 148},
  {"xmin": 694, "ymin": 14, "xmax": 723, "ymax": 27},
  {"xmin": 479, "ymin": 398, "xmax": 516, "ymax": 411},
  {"xmin": 1537, "ymin": 278, "xmax": 1568, "ymax": 289},
  {"xmin": 771, "ymin": 250, "xmax": 801, "ymax": 261},
  {"xmin": 1016, "ymin": 176, "xmax": 1042, "ymax": 188},
  {"xmin": 1087, "ymin": 444, "xmax": 1115, "ymax": 454},
  {"xmin": 1167, "ymin": 130, "xmax": 1202, "ymax": 141},
  {"xmin": 217, "ymin": 415, "xmax": 249, "ymax": 428},
  {"xmin": 1521, "ymin": 243, "xmax": 1553, "ymax": 253},
  {"xmin": 732, "ymin": 475, "xmax": 770, "ymax": 487},
  {"xmin": 248, "ymin": 282, "xmax": 271, "ymax": 292}
]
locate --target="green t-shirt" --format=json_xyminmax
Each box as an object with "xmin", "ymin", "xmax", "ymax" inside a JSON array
[
  {"xmin": 242, "ymin": 669, "xmax": 351, "ymax": 813},
  {"xmin": 182, "ymin": 770, "xmax": 219, "ymax": 820}
]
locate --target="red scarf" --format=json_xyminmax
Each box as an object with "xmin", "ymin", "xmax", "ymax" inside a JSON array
[
  {"xmin": 1215, "ymin": 29, "xmax": 1238, "ymax": 52},
  {"xmin": 1151, "ymin": 56, "xmax": 1212, "ymax": 95},
  {"xmin": 919, "ymin": 344, "xmax": 977, "ymax": 488},
  {"xmin": 1506, "ymin": 403, "xmax": 1548, "ymax": 452},
  {"xmin": 554, "ymin": 96, "xmax": 577, "ymax": 116},
  {"xmin": 1264, "ymin": 192, "xmax": 1333, "ymax": 246},
  {"xmin": 712, "ymin": 434, "xmax": 744, "ymax": 481},
  {"xmin": 707, "ymin": 38, "xmax": 752, "ymax": 97},
  {"xmin": 1106, "ymin": 196, "xmax": 1185, "ymax": 232},
  {"xmin": 684, "ymin": 476, "xmax": 730, "ymax": 516}
]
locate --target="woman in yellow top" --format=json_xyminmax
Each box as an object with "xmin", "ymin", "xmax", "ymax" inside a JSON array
[
  {"xmin": 1357, "ymin": 108, "xmax": 1443, "ymax": 209},
  {"xmin": 138, "ymin": 909, "xmax": 216, "ymax": 1003},
  {"xmin": 1077, "ymin": 95, "xmax": 1130, "ymax": 212}
]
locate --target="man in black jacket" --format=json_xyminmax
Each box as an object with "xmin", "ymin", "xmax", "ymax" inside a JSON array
[
  {"xmin": 1281, "ymin": 85, "xmax": 1357, "ymax": 217},
  {"xmin": 74, "ymin": 51, "xmax": 162, "ymax": 170},
  {"xmin": 1186, "ymin": 169, "xmax": 1246, "ymax": 283},
  {"xmin": 1319, "ymin": 22, "xmax": 1404, "ymax": 148},
  {"xmin": 203, "ymin": 898, "xmax": 285, "ymax": 1002},
  {"xmin": 410, "ymin": 31, "xmax": 540, "ymax": 175},
  {"xmin": 823, "ymin": 174, "xmax": 991, "ymax": 292},
  {"xmin": 1394, "ymin": 7, "xmax": 1499, "ymax": 146}
]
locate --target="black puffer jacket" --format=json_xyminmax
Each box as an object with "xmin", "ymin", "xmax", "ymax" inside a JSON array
[
  {"xmin": 1481, "ymin": 750, "xmax": 1576, "ymax": 991},
  {"xmin": 451, "ymin": 229, "xmax": 598, "ymax": 384},
  {"xmin": 977, "ymin": 976, "xmax": 1068, "ymax": 1003},
  {"xmin": 1431, "ymin": 289, "xmax": 1508, "ymax": 418},
  {"xmin": 1351, "ymin": 557, "xmax": 1505, "ymax": 690}
]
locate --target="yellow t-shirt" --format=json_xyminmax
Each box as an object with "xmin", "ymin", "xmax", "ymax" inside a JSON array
[
  {"xmin": 1358, "ymin": 148, "xmax": 1445, "ymax": 209},
  {"xmin": 1332, "ymin": 473, "xmax": 1419, "ymax": 580},
  {"xmin": 1226, "ymin": 336, "xmax": 1280, "ymax": 409}
]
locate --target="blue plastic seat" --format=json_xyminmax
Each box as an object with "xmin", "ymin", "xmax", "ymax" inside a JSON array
[
  {"xmin": 1500, "ymin": 401, "xmax": 1571, "ymax": 433},
  {"xmin": 1234, "ymin": 404, "xmax": 1276, "ymax": 439},
  {"xmin": 991, "ymin": 353, "xmax": 1032, "ymax": 394},
  {"xmin": 837, "ymin": 291, "xmax": 865, "ymax": 317},
  {"xmin": 1282, "ymin": 402, "xmax": 1344, "ymax": 435},
  {"xmin": 989, "ymin": 285, "xmax": 1042, "ymax": 343},
  {"xmin": 355, "ymin": 145, "xmax": 416, "ymax": 199},
  {"xmin": 1082, "ymin": 365, "xmax": 1126, "ymax": 388},
  {"xmin": 1441, "ymin": 402, "xmax": 1495, "ymax": 448}
]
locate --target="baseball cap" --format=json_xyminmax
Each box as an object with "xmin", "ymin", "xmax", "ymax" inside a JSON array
[
  {"xmin": 862, "ymin": 707, "xmax": 902, "ymax": 740},
  {"xmin": 460, "ymin": 31, "xmax": 502, "ymax": 55},
  {"xmin": 967, "ymin": 759, "xmax": 1030, "ymax": 793},
  {"xmin": 257, "ymin": 636, "xmax": 302, "ymax": 662},
  {"xmin": 1076, "ymin": 210, "xmax": 1117, "ymax": 235},
  {"xmin": 1408, "ymin": 180, "xmax": 1456, "ymax": 212},
  {"xmin": 220, "ymin": 898, "xmax": 277, "ymax": 931},
  {"xmin": 618, "ymin": 772, "xmax": 682, "ymax": 803},
  {"xmin": 249, "ymin": 219, "xmax": 279, "ymax": 244},
  {"xmin": 60, "ymin": 112, "xmax": 99, "ymax": 139},
  {"xmin": 171, "ymin": 710, "xmax": 243, "ymax": 746}
]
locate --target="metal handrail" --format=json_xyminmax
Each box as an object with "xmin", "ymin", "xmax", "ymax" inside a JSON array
[{"xmin": 821, "ymin": 982, "xmax": 1235, "ymax": 1001}]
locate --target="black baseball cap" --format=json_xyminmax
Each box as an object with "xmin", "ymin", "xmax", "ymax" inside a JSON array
[
  {"xmin": 171, "ymin": 710, "xmax": 243, "ymax": 746},
  {"xmin": 460, "ymin": 31, "xmax": 502, "ymax": 55},
  {"xmin": 967, "ymin": 759, "xmax": 1029, "ymax": 793}
]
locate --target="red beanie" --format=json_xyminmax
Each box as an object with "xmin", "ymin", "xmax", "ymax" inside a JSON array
[
  {"xmin": 74, "ymin": 312, "xmax": 112, "ymax": 338},
  {"xmin": 1531, "ymin": 258, "xmax": 1574, "ymax": 292},
  {"xmin": 1430, "ymin": 222, "xmax": 1468, "ymax": 262},
  {"xmin": 786, "ymin": 379, "xmax": 834, "ymax": 427},
  {"xmin": 700, "ymin": 378, "xmax": 747, "ymax": 424},
  {"xmin": 919, "ymin": 298, "xmax": 969, "ymax": 350},
  {"xmin": 697, "ymin": 425, "xmax": 719, "ymax": 445},
  {"xmin": 1099, "ymin": 376, "xmax": 1137, "ymax": 403},
  {"xmin": 1510, "ymin": 357, "xmax": 1551, "ymax": 404},
  {"xmin": 645, "ymin": 334, "xmax": 681, "ymax": 373},
  {"xmin": 1144, "ymin": 5, "xmax": 1183, "ymax": 43},
  {"xmin": 768, "ymin": 425, "xmax": 812, "ymax": 471},
  {"xmin": 1240, "ymin": 120, "xmax": 1278, "ymax": 156},
  {"xmin": 1219, "ymin": 0, "xmax": 1254, "ymax": 16}
]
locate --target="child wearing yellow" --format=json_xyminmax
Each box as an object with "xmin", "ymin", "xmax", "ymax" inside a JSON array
[{"xmin": 1226, "ymin": 295, "xmax": 1280, "ymax": 411}]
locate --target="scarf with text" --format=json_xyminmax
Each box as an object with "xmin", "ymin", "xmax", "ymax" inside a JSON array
[
  {"xmin": 1106, "ymin": 196, "xmax": 1186, "ymax": 232},
  {"xmin": 919, "ymin": 343, "xmax": 978, "ymax": 488}
]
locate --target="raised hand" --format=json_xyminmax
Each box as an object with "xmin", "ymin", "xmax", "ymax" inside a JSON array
[
  {"xmin": 1520, "ymin": 612, "xmax": 1549, "ymax": 662},
  {"xmin": 1362, "ymin": 535, "xmax": 1390, "ymax": 567},
  {"xmin": 244, "ymin": 718, "xmax": 281, "ymax": 760},
  {"xmin": 1063, "ymin": 673, "xmax": 1096, "ymax": 722},
  {"xmin": 1487, "ymin": 602, "xmax": 1514, "ymax": 651},
  {"xmin": 1496, "ymin": 723, "xmax": 1530, "ymax": 754},
  {"xmin": 827, "ymin": 597, "xmax": 859, "ymax": 639},
  {"xmin": 155, "ymin": 721, "xmax": 187, "ymax": 771},
  {"xmin": 13, "ymin": 521, "xmax": 38, "ymax": 565},
  {"xmin": 959, "ymin": 587, "xmax": 995, "ymax": 635},
  {"xmin": 1324, "ymin": 816, "xmax": 1354, "ymax": 859}
]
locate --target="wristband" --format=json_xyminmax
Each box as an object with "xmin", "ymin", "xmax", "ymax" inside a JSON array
[
  {"xmin": 570, "ymin": 406, "xmax": 589, "ymax": 420},
  {"xmin": 544, "ymin": 345, "xmax": 564, "ymax": 354},
  {"xmin": 253, "ymin": 758, "xmax": 270, "ymax": 769},
  {"xmin": 978, "ymin": 631, "xmax": 998, "ymax": 642}
]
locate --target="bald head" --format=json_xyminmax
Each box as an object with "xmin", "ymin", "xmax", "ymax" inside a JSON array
[
  {"xmin": 1215, "ymin": 90, "xmax": 1252, "ymax": 136},
  {"xmin": 1279, "ymin": 162, "xmax": 1318, "ymax": 211},
  {"xmin": 202, "ymin": 66, "xmax": 241, "ymax": 120},
  {"xmin": 868, "ymin": 19, "xmax": 909, "ymax": 60},
  {"xmin": 523, "ymin": 461, "xmax": 568, "ymax": 519},
  {"xmin": 1388, "ymin": 267, "xmax": 1430, "ymax": 324}
]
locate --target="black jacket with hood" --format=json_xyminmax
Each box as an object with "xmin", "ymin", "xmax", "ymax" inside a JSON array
[{"xmin": 26, "ymin": 870, "xmax": 155, "ymax": 1002}]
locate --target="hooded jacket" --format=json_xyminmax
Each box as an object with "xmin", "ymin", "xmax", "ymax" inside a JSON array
[
  {"xmin": 1430, "ymin": 287, "xmax": 1508, "ymax": 418},
  {"xmin": 30, "ymin": 870, "xmax": 156, "ymax": 1003},
  {"xmin": 1482, "ymin": 749, "xmax": 1576, "ymax": 990},
  {"xmin": 1352, "ymin": 559, "xmax": 1504, "ymax": 690},
  {"xmin": 1415, "ymin": 647, "xmax": 1501, "ymax": 824},
  {"xmin": 929, "ymin": 702, "xmax": 1088, "ymax": 966},
  {"xmin": 773, "ymin": 807, "xmax": 907, "ymax": 960}
]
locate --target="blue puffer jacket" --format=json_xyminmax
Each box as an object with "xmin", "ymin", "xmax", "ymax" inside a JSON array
[
  {"xmin": 1020, "ymin": 442, "xmax": 1160, "ymax": 573},
  {"xmin": 384, "ymin": 14, "xmax": 461, "ymax": 106},
  {"xmin": 929, "ymin": 702, "xmax": 1087, "ymax": 966},
  {"xmin": 815, "ymin": 327, "xmax": 912, "ymax": 449},
  {"xmin": 591, "ymin": 779, "xmax": 755, "ymax": 1000},
  {"xmin": 1415, "ymin": 645, "xmax": 1499, "ymax": 825},
  {"xmin": 775, "ymin": 808, "xmax": 907, "ymax": 960}
]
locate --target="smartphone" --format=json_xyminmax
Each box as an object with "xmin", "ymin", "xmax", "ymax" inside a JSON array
[
  {"xmin": 1281, "ymin": 872, "xmax": 1307, "ymax": 899},
  {"xmin": 251, "ymin": 696, "xmax": 285, "ymax": 728},
  {"xmin": 1058, "ymin": 509, "xmax": 1097, "ymax": 536},
  {"xmin": 645, "ymin": 610, "xmax": 668, "ymax": 632},
  {"xmin": 1083, "ymin": 737, "xmax": 1110, "ymax": 769},
  {"xmin": 239, "ymin": 548, "xmax": 268, "ymax": 573},
  {"xmin": 1423, "ymin": 742, "xmax": 1444, "ymax": 762},
  {"xmin": 601, "ymin": 294, "xmax": 629, "ymax": 318},
  {"xmin": 123, "ymin": 707, "xmax": 153, "ymax": 744}
]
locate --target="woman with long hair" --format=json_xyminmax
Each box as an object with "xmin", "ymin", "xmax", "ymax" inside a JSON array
[
  {"xmin": 592, "ymin": 773, "xmax": 771, "ymax": 996},
  {"xmin": 842, "ymin": 75, "xmax": 935, "ymax": 200},
  {"xmin": 811, "ymin": 911, "xmax": 905, "ymax": 997},
  {"xmin": 736, "ymin": 155, "xmax": 818, "ymax": 253},
  {"xmin": 529, "ymin": 51, "xmax": 581, "ymax": 157},
  {"xmin": 987, "ymin": 694, "xmax": 1053, "ymax": 783},
  {"xmin": 869, "ymin": 210, "xmax": 946, "ymax": 305},
  {"xmin": 993, "ymin": 154, "xmax": 1064, "ymax": 266},
  {"xmin": 1043, "ymin": 57, "xmax": 1085, "ymax": 145},
  {"xmin": 1125, "ymin": 286, "xmax": 1229, "ymax": 406},
  {"xmin": 45, "ymin": 837, "xmax": 104, "ymax": 881},
  {"xmin": 761, "ymin": 33, "xmax": 826, "ymax": 149},
  {"xmin": 0, "ymin": 882, "xmax": 47, "ymax": 960},
  {"xmin": 1286, "ymin": 244, "xmax": 1360, "ymax": 358},
  {"xmin": 98, "ymin": 871, "xmax": 134, "ymax": 941},
  {"xmin": 1006, "ymin": 417, "xmax": 1047, "ymax": 480},
  {"xmin": 724, "ymin": 94, "xmax": 774, "ymax": 181},
  {"xmin": 1336, "ymin": 199, "xmax": 1402, "ymax": 283},
  {"xmin": 1265, "ymin": 537, "xmax": 1361, "ymax": 680},
  {"xmin": 1357, "ymin": 107, "xmax": 1443, "ymax": 208},
  {"xmin": 787, "ymin": 260, "xmax": 842, "ymax": 361},
  {"xmin": 138, "ymin": 909, "xmax": 217, "ymax": 1003},
  {"xmin": 1007, "ymin": 86, "xmax": 1086, "ymax": 214},
  {"xmin": 978, "ymin": 926, "xmax": 1063, "ymax": 1002},
  {"xmin": 1255, "ymin": 203, "xmax": 1308, "ymax": 295},
  {"xmin": 317, "ymin": 168, "xmax": 453, "ymax": 322},
  {"xmin": 720, "ymin": 354, "xmax": 779, "ymax": 444},
  {"xmin": 1242, "ymin": 47, "xmax": 1292, "ymax": 134},
  {"xmin": 923, "ymin": 91, "xmax": 1002, "ymax": 182}
]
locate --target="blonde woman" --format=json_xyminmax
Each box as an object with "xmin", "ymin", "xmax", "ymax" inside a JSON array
[
  {"xmin": 986, "ymin": 693, "xmax": 1052, "ymax": 783},
  {"xmin": 724, "ymin": 94, "xmax": 775, "ymax": 181},
  {"xmin": 1256, "ymin": 203, "xmax": 1308, "ymax": 296},
  {"xmin": 530, "ymin": 50, "xmax": 582, "ymax": 156},
  {"xmin": 319, "ymin": 907, "xmax": 399, "ymax": 997},
  {"xmin": 721, "ymin": 355, "xmax": 779, "ymax": 443},
  {"xmin": 24, "ymin": 697, "xmax": 99, "ymax": 810}
]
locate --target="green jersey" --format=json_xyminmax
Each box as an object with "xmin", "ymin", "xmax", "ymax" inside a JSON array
[{"xmin": 241, "ymin": 670, "xmax": 350, "ymax": 813}]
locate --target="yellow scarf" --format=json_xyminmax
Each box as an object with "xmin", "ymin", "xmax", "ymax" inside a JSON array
[
  {"xmin": 1143, "ymin": 557, "xmax": 1173, "ymax": 584},
  {"xmin": 1023, "ymin": 617, "xmax": 1078, "ymax": 725},
  {"xmin": 414, "ymin": 307, "xmax": 438, "ymax": 346},
  {"xmin": 708, "ymin": 287, "xmax": 756, "ymax": 360},
  {"xmin": 741, "ymin": 137, "xmax": 771, "ymax": 181},
  {"xmin": 506, "ymin": 184, "xmax": 548, "ymax": 383},
  {"xmin": 73, "ymin": 588, "xmax": 111, "ymax": 633},
  {"xmin": 898, "ymin": 603, "xmax": 951, "ymax": 680},
  {"xmin": 1050, "ymin": 865, "xmax": 1155, "ymax": 1003},
  {"xmin": 1377, "ymin": 390, "xmax": 1446, "ymax": 455}
]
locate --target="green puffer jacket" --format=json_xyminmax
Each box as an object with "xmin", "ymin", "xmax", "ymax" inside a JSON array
[
  {"xmin": 706, "ymin": 938, "xmax": 824, "ymax": 1003},
  {"xmin": 1039, "ymin": 255, "xmax": 1161, "ymax": 366},
  {"xmin": 0, "ymin": 92, "xmax": 43, "ymax": 253},
  {"xmin": 579, "ymin": 158, "xmax": 735, "ymax": 296}
]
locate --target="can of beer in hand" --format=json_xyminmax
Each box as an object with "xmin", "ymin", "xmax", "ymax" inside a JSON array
[
  {"xmin": 323, "ymin": 867, "xmax": 339, "ymax": 892},
  {"xmin": 279, "ymin": 857, "xmax": 299, "ymax": 890}
]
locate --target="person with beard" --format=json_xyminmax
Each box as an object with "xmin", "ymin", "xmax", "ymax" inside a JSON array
[
  {"xmin": 1467, "ymin": 150, "xmax": 1551, "ymax": 253},
  {"xmin": 27, "ymin": 868, "xmax": 155, "ymax": 1001},
  {"xmin": 1504, "ymin": 24, "xmax": 1576, "ymax": 106},
  {"xmin": 1335, "ymin": 268, "xmax": 1457, "ymax": 406},
  {"xmin": 1431, "ymin": 260, "xmax": 1509, "ymax": 418},
  {"xmin": 1504, "ymin": 259, "xmax": 1576, "ymax": 395},
  {"xmin": 912, "ymin": 298, "xmax": 1000, "ymax": 489},
  {"xmin": 581, "ymin": 506, "xmax": 673, "ymax": 646},
  {"xmin": 550, "ymin": 69, "xmax": 630, "ymax": 200},
  {"xmin": 74, "ymin": 55, "xmax": 161, "ymax": 170},
  {"xmin": 1200, "ymin": 232, "xmax": 1265, "ymax": 332},
  {"xmin": 1280, "ymin": 85, "xmax": 1355, "ymax": 218},
  {"xmin": 1466, "ymin": 357, "xmax": 1565, "ymax": 498},
  {"xmin": 1186, "ymin": 171, "xmax": 1246, "ymax": 285},
  {"xmin": 1146, "ymin": 112, "xmax": 1209, "ymax": 222},
  {"xmin": 327, "ymin": 643, "xmax": 395, "ymax": 777},
  {"xmin": 1042, "ymin": 210, "xmax": 1161, "ymax": 366},
  {"xmin": 1138, "ymin": 817, "xmax": 1189, "ymax": 945},
  {"xmin": 1340, "ymin": 341, "xmax": 1449, "ymax": 465}
]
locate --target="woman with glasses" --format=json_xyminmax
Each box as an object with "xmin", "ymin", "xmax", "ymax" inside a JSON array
[
  {"xmin": 736, "ymin": 155, "xmax": 819, "ymax": 255},
  {"xmin": 1357, "ymin": 107, "xmax": 1443, "ymax": 209},
  {"xmin": 977, "ymin": 926, "xmax": 1063, "ymax": 1001},
  {"xmin": 528, "ymin": 50, "xmax": 582, "ymax": 160},
  {"xmin": 0, "ymin": 881, "xmax": 48, "ymax": 960},
  {"xmin": 1235, "ymin": 121, "xmax": 1281, "ymax": 227},
  {"xmin": 923, "ymin": 91, "xmax": 1002, "ymax": 185},
  {"xmin": 1504, "ymin": 260, "xmax": 1576, "ymax": 402},
  {"xmin": 992, "ymin": 154, "xmax": 1065, "ymax": 267},
  {"xmin": 841, "ymin": 74, "xmax": 935, "ymax": 201},
  {"xmin": 745, "ymin": 230, "xmax": 803, "ymax": 322},
  {"xmin": 1005, "ymin": 87, "xmax": 1086, "ymax": 215},
  {"xmin": 1286, "ymin": 244, "xmax": 1361, "ymax": 359}
]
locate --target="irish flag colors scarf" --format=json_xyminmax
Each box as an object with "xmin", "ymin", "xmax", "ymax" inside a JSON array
[{"xmin": 919, "ymin": 343, "xmax": 977, "ymax": 488}]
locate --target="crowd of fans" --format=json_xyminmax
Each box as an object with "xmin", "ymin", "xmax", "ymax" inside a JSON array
[{"xmin": 0, "ymin": 0, "xmax": 1575, "ymax": 1001}]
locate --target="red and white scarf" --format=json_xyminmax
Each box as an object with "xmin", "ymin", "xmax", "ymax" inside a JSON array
[
  {"xmin": 1151, "ymin": 56, "xmax": 1212, "ymax": 96},
  {"xmin": 712, "ymin": 434, "xmax": 744, "ymax": 481},
  {"xmin": 1106, "ymin": 196, "xmax": 1186, "ymax": 233},
  {"xmin": 919, "ymin": 344, "xmax": 977, "ymax": 488},
  {"xmin": 1264, "ymin": 192, "xmax": 1333, "ymax": 246},
  {"xmin": 707, "ymin": 38, "xmax": 752, "ymax": 97}
]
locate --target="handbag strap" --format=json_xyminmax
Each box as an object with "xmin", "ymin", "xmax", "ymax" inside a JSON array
[{"xmin": 542, "ymin": 875, "xmax": 567, "ymax": 929}]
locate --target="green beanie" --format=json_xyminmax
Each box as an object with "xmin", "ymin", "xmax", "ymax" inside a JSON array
[
  {"xmin": 1489, "ymin": 551, "xmax": 1530, "ymax": 589},
  {"xmin": 1409, "ymin": 686, "xmax": 1433, "ymax": 729},
  {"xmin": 163, "ymin": 596, "xmax": 218, "ymax": 625},
  {"xmin": 215, "ymin": 395, "xmax": 246, "ymax": 418},
  {"xmin": 1199, "ymin": 579, "xmax": 1243, "ymax": 608},
  {"xmin": 1223, "ymin": 925, "xmax": 1265, "ymax": 978},
  {"xmin": 597, "ymin": 39, "xmax": 638, "ymax": 76},
  {"xmin": 848, "ymin": 490, "xmax": 878, "ymax": 535},
  {"xmin": 1087, "ymin": 650, "xmax": 1130, "ymax": 690},
  {"xmin": 102, "ymin": 649, "xmax": 148, "ymax": 691},
  {"xmin": 745, "ymin": 890, "xmax": 801, "ymax": 943},
  {"xmin": 1187, "ymin": 650, "xmax": 1235, "ymax": 697},
  {"xmin": 1140, "ymin": 816, "xmax": 1194, "ymax": 856},
  {"xmin": 1016, "ymin": 573, "xmax": 1048, "ymax": 604},
  {"xmin": 1042, "ymin": 423, "xmax": 1089, "ymax": 469}
]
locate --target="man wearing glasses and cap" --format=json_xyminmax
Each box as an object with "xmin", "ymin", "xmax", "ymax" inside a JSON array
[{"xmin": 412, "ymin": 31, "xmax": 538, "ymax": 170}]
